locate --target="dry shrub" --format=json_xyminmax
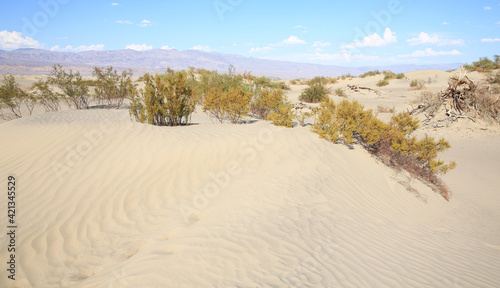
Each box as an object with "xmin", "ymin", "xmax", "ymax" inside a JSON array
[{"xmin": 411, "ymin": 91, "xmax": 441, "ymax": 117}]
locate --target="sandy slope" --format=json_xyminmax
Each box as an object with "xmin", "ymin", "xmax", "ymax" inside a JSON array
[
  {"xmin": 1, "ymin": 106, "xmax": 499, "ymax": 288},
  {"xmin": 1, "ymin": 70, "xmax": 500, "ymax": 287}
]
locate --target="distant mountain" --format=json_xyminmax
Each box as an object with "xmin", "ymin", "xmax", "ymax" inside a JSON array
[{"xmin": 0, "ymin": 49, "xmax": 461, "ymax": 79}]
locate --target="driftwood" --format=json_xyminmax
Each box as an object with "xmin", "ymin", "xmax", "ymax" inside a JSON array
[
  {"xmin": 347, "ymin": 84, "xmax": 380, "ymax": 95},
  {"xmin": 410, "ymin": 67, "xmax": 482, "ymax": 127}
]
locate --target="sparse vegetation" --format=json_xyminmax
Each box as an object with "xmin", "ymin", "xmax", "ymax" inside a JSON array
[
  {"xmin": 268, "ymin": 101, "xmax": 294, "ymax": 128},
  {"xmin": 410, "ymin": 79, "xmax": 426, "ymax": 90},
  {"xmin": 396, "ymin": 73, "xmax": 405, "ymax": 79},
  {"xmin": 312, "ymin": 98, "xmax": 456, "ymax": 199},
  {"xmin": 359, "ymin": 70, "xmax": 381, "ymax": 78},
  {"xmin": 250, "ymin": 87, "xmax": 286, "ymax": 119},
  {"xmin": 49, "ymin": 65, "xmax": 90, "ymax": 110},
  {"xmin": 299, "ymin": 81, "xmax": 332, "ymax": 103},
  {"xmin": 92, "ymin": 66, "xmax": 137, "ymax": 109},
  {"xmin": 383, "ymin": 71, "xmax": 397, "ymax": 80},
  {"xmin": 464, "ymin": 55, "xmax": 500, "ymax": 72},
  {"xmin": 200, "ymin": 66, "xmax": 252, "ymax": 124},
  {"xmin": 29, "ymin": 79, "xmax": 62, "ymax": 112},
  {"xmin": 129, "ymin": 68, "xmax": 196, "ymax": 126},
  {"xmin": 376, "ymin": 79, "xmax": 389, "ymax": 87},
  {"xmin": 334, "ymin": 88, "xmax": 346, "ymax": 98},
  {"xmin": 0, "ymin": 74, "xmax": 30, "ymax": 119},
  {"xmin": 377, "ymin": 105, "xmax": 396, "ymax": 113}
]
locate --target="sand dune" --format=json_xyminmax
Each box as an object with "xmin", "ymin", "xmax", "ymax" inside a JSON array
[{"xmin": 1, "ymin": 105, "xmax": 499, "ymax": 287}]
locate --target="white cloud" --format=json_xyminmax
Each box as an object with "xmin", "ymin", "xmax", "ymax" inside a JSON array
[
  {"xmin": 407, "ymin": 32, "xmax": 464, "ymax": 46},
  {"xmin": 312, "ymin": 41, "xmax": 331, "ymax": 47},
  {"xmin": 0, "ymin": 30, "xmax": 43, "ymax": 50},
  {"xmin": 50, "ymin": 44, "xmax": 105, "ymax": 52},
  {"xmin": 111, "ymin": 2, "xmax": 119, "ymax": 6},
  {"xmin": 481, "ymin": 38, "xmax": 500, "ymax": 42},
  {"xmin": 161, "ymin": 45, "xmax": 174, "ymax": 50},
  {"xmin": 249, "ymin": 46, "xmax": 273, "ymax": 53},
  {"xmin": 496, "ymin": 21, "xmax": 500, "ymax": 24},
  {"xmin": 126, "ymin": 44, "xmax": 153, "ymax": 51},
  {"xmin": 484, "ymin": 6, "xmax": 492, "ymax": 10},
  {"xmin": 116, "ymin": 20, "xmax": 133, "ymax": 24},
  {"xmin": 342, "ymin": 28, "xmax": 397, "ymax": 49},
  {"xmin": 442, "ymin": 22, "xmax": 449, "ymax": 25},
  {"xmin": 400, "ymin": 48, "xmax": 462, "ymax": 58},
  {"xmin": 191, "ymin": 45, "xmax": 211, "ymax": 52},
  {"xmin": 138, "ymin": 20, "xmax": 152, "ymax": 27},
  {"xmin": 273, "ymin": 35, "xmax": 307, "ymax": 46}
]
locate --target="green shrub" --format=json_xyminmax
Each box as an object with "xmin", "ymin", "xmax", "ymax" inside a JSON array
[
  {"xmin": 396, "ymin": 73, "xmax": 405, "ymax": 79},
  {"xmin": 359, "ymin": 70, "xmax": 380, "ymax": 78},
  {"xmin": 49, "ymin": 65, "xmax": 90, "ymax": 109},
  {"xmin": 29, "ymin": 78, "xmax": 62, "ymax": 112},
  {"xmin": 0, "ymin": 74, "xmax": 31, "ymax": 119},
  {"xmin": 464, "ymin": 55, "xmax": 500, "ymax": 72},
  {"xmin": 334, "ymin": 88, "xmax": 346, "ymax": 97},
  {"xmin": 376, "ymin": 79, "xmax": 389, "ymax": 87},
  {"xmin": 410, "ymin": 79, "xmax": 426, "ymax": 90},
  {"xmin": 299, "ymin": 83, "xmax": 332, "ymax": 103},
  {"xmin": 129, "ymin": 69, "xmax": 196, "ymax": 126},
  {"xmin": 383, "ymin": 71, "xmax": 397, "ymax": 80},
  {"xmin": 92, "ymin": 66, "xmax": 137, "ymax": 109}
]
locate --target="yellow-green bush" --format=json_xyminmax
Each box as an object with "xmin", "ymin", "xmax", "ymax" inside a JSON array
[
  {"xmin": 129, "ymin": 69, "xmax": 196, "ymax": 126},
  {"xmin": 312, "ymin": 98, "xmax": 456, "ymax": 199},
  {"xmin": 201, "ymin": 68, "xmax": 252, "ymax": 124},
  {"xmin": 250, "ymin": 87, "xmax": 285, "ymax": 119},
  {"xmin": 268, "ymin": 101, "xmax": 294, "ymax": 128}
]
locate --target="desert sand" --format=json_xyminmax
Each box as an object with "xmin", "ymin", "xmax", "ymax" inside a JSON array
[{"xmin": 1, "ymin": 70, "xmax": 499, "ymax": 287}]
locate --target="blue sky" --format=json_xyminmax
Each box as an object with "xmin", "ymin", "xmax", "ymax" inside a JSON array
[{"xmin": 0, "ymin": 0, "xmax": 499, "ymax": 67}]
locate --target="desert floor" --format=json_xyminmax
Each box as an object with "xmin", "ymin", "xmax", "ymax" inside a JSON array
[{"xmin": 1, "ymin": 70, "xmax": 499, "ymax": 287}]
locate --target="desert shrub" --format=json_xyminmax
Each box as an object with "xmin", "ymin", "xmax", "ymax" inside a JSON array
[
  {"xmin": 376, "ymin": 79, "xmax": 389, "ymax": 87},
  {"xmin": 295, "ymin": 110, "xmax": 311, "ymax": 127},
  {"xmin": 0, "ymin": 74, "xmax": 31, "ymax": 119},
  {"xmin": 486, "ymin": 71, "xmax": 500, "ymax": 84},
  {"xmin": 49, "ymin": 65, "xmax": 90, "ymax": 109},
  {"xmin": 312, "ymin": 98, "xmax": 456, "ymax": 199},
  {"xmin": 410, "ymin": 79, "xmax": 426, "ymax": 90},
  {"xmin": 464, "ymin": 55, "xmax": 500, "ymax": 72},
  {"xmin": 334, "ymin": 88, "xmax": 346, "ymax": 97},
  {"xmin": 268, "ymin": 101, "xmax": 294, "ymax": 128},
  {"xmin": 411, "ymin": 91, "xmax": 441, "ymax": 117},
  {"xmin": 129, "ymin": 69, "xmax": 196, "ymax": 126},
  {"xmin": 475, "ymin": 86, "xmax": 500, "ymax": 124},
  {"xmin": 29, "ymin": 79, "xmax": 62, "ymax": 112},
  {"xmin": 396, "ymin": 73, "xmax": 405, "ymax": 79},
  {"xmin": 201, "ymin": 67, "xmax": 252, "ymax": 124},
  {"xmin": 299, "ymin": 82, "xmax": 332, "ymax": 103},
  {"xmin": 377, "ymin": 105, "xmax": 396, "ymax": 113},
  {"xmin": 92, "ymin": 66, "xmax": 137, "ymax": 109},
  {"xmin": 290, "ymin": 79, "xmax": 299, "ymax": 85},
  {"xmin": 307, "ymin": 76, "xmax": 329, "ymax": 86},
  {"xmin": 383, "ymin": 71, "xmax": 397, "ymax": 80},
  {"xmin": 250, "ymin": 87, "xmax": 285, "ymax": 119},
  {"xmin": 359, "ymin": 70, "xmax": 380, "ymax": 78},
  {"xmin": 339, "ymin": 73, "xmax": 355, "ymax": 80},
  {"xmin": 252, "ymin": 76, "xmax": 290, "ymax": 90}
]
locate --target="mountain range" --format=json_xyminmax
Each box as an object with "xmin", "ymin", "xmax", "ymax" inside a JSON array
[{"xmin": 0, "ymin": 48, "xmax": 462, "ymax": 79}]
